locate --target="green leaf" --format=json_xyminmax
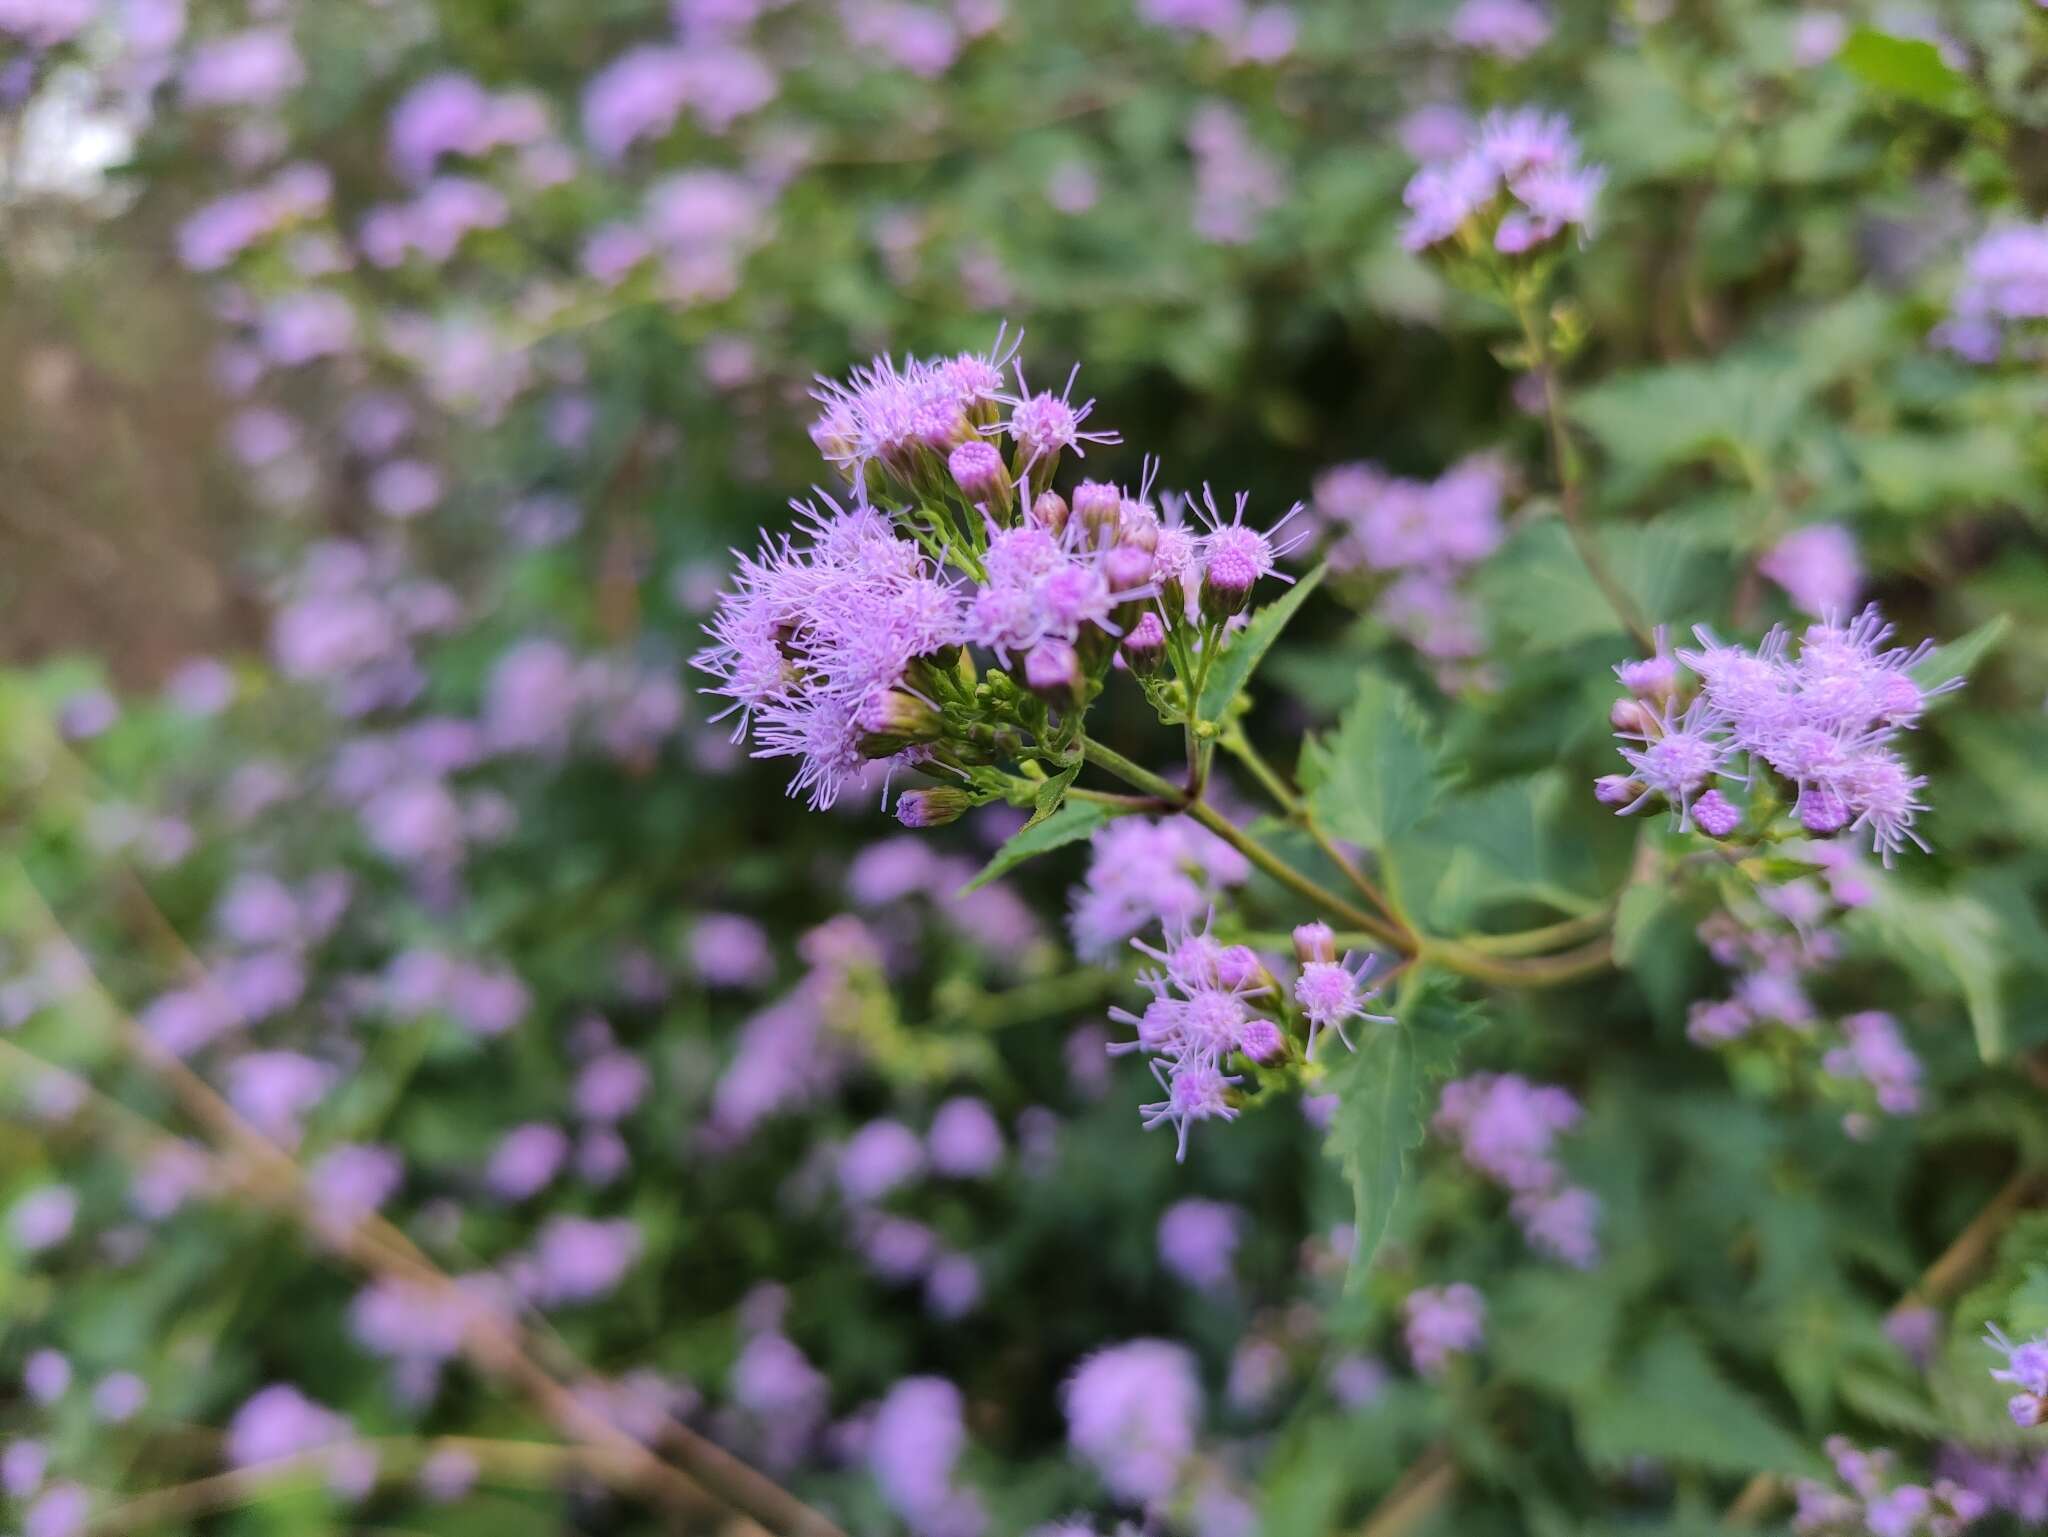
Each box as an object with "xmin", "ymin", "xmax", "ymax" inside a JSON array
[
  {"xmin": 1579, "ymin": 1330, "xmax": 1825, "ymax": 1479},
  {"xmin": 1024, "ymin": 764, "xmax": 1080, "ymax": 829},
  {"xmin": 1840, "ymin": 27, "xmax": 1975, "ymax": 112},
  {"xmin": 959, "ymin": 795, "xmax": 1116, "ymax": 893},
  {"xmin": 1912, "ymin": 613, "xmax": 2009, "ymax": 698},
  {"xmin": 1197, "ymin": 562, "xmax": 1326, "ymax": 723},
  {"xmin": 1303, "ymin": 671, "xmax": 1443, "ymax": 851},
  {"xmin": 1392, "ymin": 773, "xmax": 1591, "ymax": 931},
  {"xmin": 1477, "ymin": 522, "xmax": 1727, "ymax": 654},
  {"xmin": 1323, "ymin": 980, "xmax": 1483, "ymax": 1276},
  {"xmin": 1849, "ymin": 884, "xmax": 2009, "ymax": 1061}
]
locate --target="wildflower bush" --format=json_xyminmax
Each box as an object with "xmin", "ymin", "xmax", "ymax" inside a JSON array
[{"xmin": 5, "ymin": 0, "xmax": 2048, "ymax": 1534}]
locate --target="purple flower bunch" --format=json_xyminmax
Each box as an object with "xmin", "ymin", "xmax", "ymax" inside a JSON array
[
  {"xmin": 697, "ymin": 331, "xmax": 1306, "ymax": 823},
  {"xmin": 1068, "ymin": 813, "xmax": 1250, "ymax": 960},
  {"xmin": 1934, "ymin": 221, "xmax": 2048, "ymax": 364},
  {"xmin": 1060, "ymin": 1338, "xmax": 1202, "ymax": 1506},
  {"xmin": 1105, "ymin": 917, "xmax": 1390, "ymax": 1160},
  {"xmin": 1601, "ymin": 606, "xmax": 1958, "ymax": 863},
  {"xmin": 1433, "ymin": 1073, "xmax": 1599, "ymax": 1267},
  {"xmin": 1792, "ymin": 1437, "xmax": 1988, "ymax": 1537},
  {"xmin": 1309, "ymin": 454, "xmax": 1506, "ymax": 688},
  {"xmin": 1401, "ymin": 107, "xmax": 1604, "ymax": 256},
  {"xmin": 1403, "ymin": 1282, "xmax": 1485, "ymax": 1378},
  {"xmin": 1989, "ymin": 1326, "xmax": 2048, "ymax": 1429}
]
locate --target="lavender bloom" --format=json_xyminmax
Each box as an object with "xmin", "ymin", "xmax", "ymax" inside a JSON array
[
  {"xmin": 1448, "ymin": 0, "xmax": 1551, "ymax": 58},
  {"xmin": 1759, "ymin": 524, "xmax": 1864, "ymax": 618},
  {"xmin": 419, "ymin": 1448, "xmax": 479, "ymax": 1502},
  {"xmin": 924, "ymin": 1253, "xmax": 983, "ymax": 1320},
  {"xmin": 927, "ymin": 1097, "xmax": 1004, "ymax": 1177},
  {"xmin": 1068, "ymin": 816, "xmax": 1249, "ymax": 960},
  {"xmin": 1404, "ymin": 1283, "xmax": 1485, "ymax": 1377},
  {"xmin": 224, "ymin": 1052, "xmax": 332, "ymax": 1147},
  {"xmin": 689, "ymin": 913, "xmax": 775, "ymax": 987},
  {"xmin": 730, "ymin": 1330, "xmax": 829, "ymax": 1468},
  {"xmin": 869, "ymin": 1377, "xmax": 983, "ymax": 1536},
  {"xmin": 226, "ymin": 1384, "xmax": 351, "ymax": 1465},
  {"xmin": 524, "ymin": 1216, "xmax": 641, "ymax": 1305},
  {"xmin": 1156, "ymin": 1198, "xmax": 1242, "ymax": 1291},
  {"xmin": 839, "ymin": 1119, "xmax": 927, "ymax": 1203},
  {"xmin": 10, "ymin": 1185, "xmax": 77, "ymax": 1253},
  {"xmin": 306, "ymin": 1143, "xmax": 403, "ymax": 1231},
  {"xmin": 182, "ymin": 27, "xmax": 304, "ymax": 108},
  {"xmin": 1186, "ymin": 102, "xmax": 1284, "ymax": 245},
  {"xmin": 573, "ymin": 1051, "xmax": 650, "ymax": 1123},
  {"xmin": 1330, "ymin": 1353, "xmax": 1390, "ymax": 1410},
  {"xmin": 487, "ymin": 1123, "xmax": 570, "ymax": 1201},
  {"xmin": 92, "ymin": 1372, "xmax": 148, "ymax": 1423},
  {"xmin": 1989, "ymin": 1325, "xmax": 2048, "ymax": 1428},
  {"xmin": 24, "ymin": 1349, "xmax": 70, "ymax": 1404},
  {"xmin": 1823, "ymin": 1011, "xmax": 1923, "ymax": 1119},
  {"xmin": 1402, "ymin": 106, "xmax": 1603, "ymax": 254},
  {"xmin": 1291, "ymin": 949, "xmax": 1395, "ymax": 1059},
  {"xmin": 1939, "ymin": 222, "xmax": 2048, "ymax": 362},
  {"xmin": 1512, "ymin": 1185, "xmax": 1601, "ymax": 1268},
  {"xmin": 349, "ymin": 1275, "xmax": 473, "ymax": 1365},
  {"xmin": 24, "ymin": 1483, "xmax": 88, "ymax": 1537},
  {"xmin": 1062, "ymin": 1339, "xmax": 1201, "ymax": 1504},
  {"xmin": 2, "ymin": 1438, "xmax": 46, "ymax": 1497}
]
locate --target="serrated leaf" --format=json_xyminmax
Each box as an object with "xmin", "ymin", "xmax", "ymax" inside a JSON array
[
  {"xmin": 1323, "ymin": 980, "xmax": 1483, "ymax": 1276},
  {"xmin": 1024, "ymin": 764, "xmax": 1080, "ymax": 829},
  {"xmin": 959, "ymin": 795, "xmax": 1117, "ymax": 893},
  {"xmin": 1392, "ymin": 773, "xmax": 1591, "ymax": 931},
  {"xmin": 1840, "ymin": 27, "xmax": 1974, "ymax": 112},
  {"xmin": 1197, "ymin": 562, "xmax": 1326, "ymax": 723},
  {"xmin": 1579, "ymin": 1330, "xmax": 1825, "ymax": 1479},
  {"xmin": 1477, "ymin": 522, "xmax": 1727, "ymax": 655},
  {"xmin": 1912, "ymin": 613, "xmax": 2008, "ymax": 698},
  {"xmin": 1303, "ymin": 671, "xmax": 1443, "ymax": 851},
  {"xmin": 1837, "ymin": 1367, "xmax": 1947, "ymax": 1439}
]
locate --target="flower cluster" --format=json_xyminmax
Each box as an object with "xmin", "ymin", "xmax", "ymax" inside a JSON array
[
  {"xmin": 1988, "ymin": 1326, "xmax": 2048, "ymax": 1429},
  {"xmin": 1107, "ymin": 916, "xmax": 1390, "ymax": 1160},
  {"xmin": 1433, "ymin": 1074, "xmax": 1599, "ymax": 1267},
  {"xmin": 1933, "ymin": 222, "xmax": 2048, "ymax": 363},
  {"xmin": 1791, "ymin": 1437, "xmax": 1987, "ymax": 1536},
  {"xmin": 1404, "ymin": 1283, "xmax": 1485, "ymax": 1378},
  {"xmin": 1068, "ymin": 814, "xmax": 1250, "ymax": 959},
  {"xmin": 1601, "ymin": 607, "xmax": 1958, "ymax": 863},
  {"xmin": 1309, "ymin": 454, "xmax": 1506, "ymax": 688},
  {"xmin": 1402, "ymin": 107, "xmax": 1604, "ymax": 256},
  {"xmin": 1061, "ymin": 1339, "xmax": 1202, "ymax": 1506},
  {"xmin": 697, "ymin": 332, "xmax": 1305, "ymax": 825}
]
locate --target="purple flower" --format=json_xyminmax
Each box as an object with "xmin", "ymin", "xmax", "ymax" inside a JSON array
[
  {"xmin": 92, "ymin": 1372, "xmax": 148, "ymax": 1423},
  {"xmin": 2, "ymin": 1438, "xmax": 46, "ymax": 1497},
  {"xmin": 1291, "ymin": 950, "xmax": 1395, "ymax": 1059},
  {"xmin": 10, "ymin": 1185, "xmax": 77, "ymax": 1253},
  {"xmin": 1068, "ymin": 816, "xmax": 1249, "ymax": 960},
  {"xmin": 574, "ymin": 1051, "xmax": 649, "ymax": 1123},
  {"xmin": 224, "ymin": 1052, "xmax": 332, "ymax": 1147},
  {"xmin": 306, "ymin": 1144, "xmax": 403, "ymax": 1230},
  {"xmin": 486, "ymin": 1123, "xmax": 569, "ymax": 1201},
  {"xmin": 349, "ymin": 1276, "xmax": 472, "ymax": 1363},
  {"xmin": 1759, "ymin": 524, "xmax": 1864, "ymax": 619},
  {"xmin": 1401, "ymin": 106, "xmax": 1601, "ymax": 254},
  {"xmin": 1061, "ymin": 1339, "xmax": 1201, "ymax": 1504},
  {"xmin": 839, "ymin": 1119, "xmax": 927, "ymax": 1203},
  {"xmin": 182, "ymin": 27, "xmax": 303, "ymax": 108},
  {"xmin": 927, "ymin": 1097, "xmax": 1004, "ymax": 1177},
  {"xmin": 1448, "ymin": 0, "xmax": 1550, "ymax": 58},
  {"xmin": 524, "ymin": 1216, "xmax": 641, "ymax": 1305},
  {"xmin": 24, "ymin": 1483, "xmax": 88, "ymax": 1537},
  {"xmin": 869, "ymin": 1377, "xmax": 982, "ymax": 1535},
  {"xmin": 1823, "ymin": 1011, "xmax": 1923, "ymax": 1118},
  {"xmin": 23, "ymin": 1349, "xmax": 70, "ymax": 1404},
  {"xmin": 1404, "ymin": 1283, "xmax": 1485, "ymax": 1377},
  {"xmin": 1186, "ymin": 102, "xmax": 1285, "ymax": 245},
  {"xmin": 226, "ymin": 1384, "xmax": 350, "ymax": 1466},
  {"xmin": 690, "ymin": 913, "xmax": 775, "ymax": 988},
  {"xmin": 1156, "ymin": 1198, "xmax": 1242, "ymax": 1291},
  {"xmin": 1512, "ymin": 1185, "xmax": 1601, "ymax": 1268}
]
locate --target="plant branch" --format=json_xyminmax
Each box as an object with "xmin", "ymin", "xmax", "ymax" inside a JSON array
[{"xmin": 1512, "ymin": 291, "xmax": 1656, "ymax": 654}]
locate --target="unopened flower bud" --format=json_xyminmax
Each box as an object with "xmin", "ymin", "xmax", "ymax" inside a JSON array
[
  {"xmin": 1238, "ymin": 1019, "xmax": 1285, "ymax": 1064},
  {"xmin": 1119, "ymin": 501, "xmax": 1160, "ymax": 552},
  {"xmin": 948, "ymin": 440, "xmax": 1009, "ymax": 508},
  {"xmin": 1593, "ymin": 774, "xmax": 1640, "ymax": 807},
  {"xmin": 1292, "ymin": 921, "xmax": 1337, "ymax": 966},
  {"xmin": 1071, "ymin": 480, "xmax": 1122, "ymax": 544},
  {"xmin": 896, "ymin": 788, "xmax": 973, "ymax": 828},
  {"xmin": 856, "ymin": 689, "xmax": 942, "ymax": 756},
  {"xmin": 1615, "ymin": 655, "xmax": 1679, "ymax": 699},
  {"xmin": 1215, "ymin": 944, "xmax": 1260, "ymax": 989},
  {"xmin": 1023, "ymin": 638, "xmax": 1082, "ymax": 705},
  {"xmin": 1610, "ymin": 698, "xmax": 1652, "ymax": 734},
  {"xmin": 1199, "ymin": 543, "xmax": 1260, "ymax": 620},
  {"xmin": 1119, "ymin": 611, "xmax": 1166, "ymax": 675},
  {"xmin": 1029, "ymin": 490, "xmax": 1069, "ymax": 538},
  {"xmin": 1799, "ymin": 788, "xmax": 1851, "ymax": 835},
  {"xmin": 1105, "ymin": 543, "xmax": 1155, "ymax": 593},
  {"xmin": 1691, "ymin": 789, "xmax": 1741, "ymax": 838}
]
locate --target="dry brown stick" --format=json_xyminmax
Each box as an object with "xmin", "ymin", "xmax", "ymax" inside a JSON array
[{"xmin": 7, "ymin": 859, "xmax": 846, "ymax": 1537}]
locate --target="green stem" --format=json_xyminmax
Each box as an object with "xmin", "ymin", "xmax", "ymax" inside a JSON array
[
  {"xmin": 1512, "ymin": 290, "xmax": 1656, "ymax": 654},
  {"xmin": 1081, "ymin": 739, "xmax": 1405, "ymax": 946},
  {"xmin": 1458, "ymin": 907, "xmax": 1614, "ymax": 957}
]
